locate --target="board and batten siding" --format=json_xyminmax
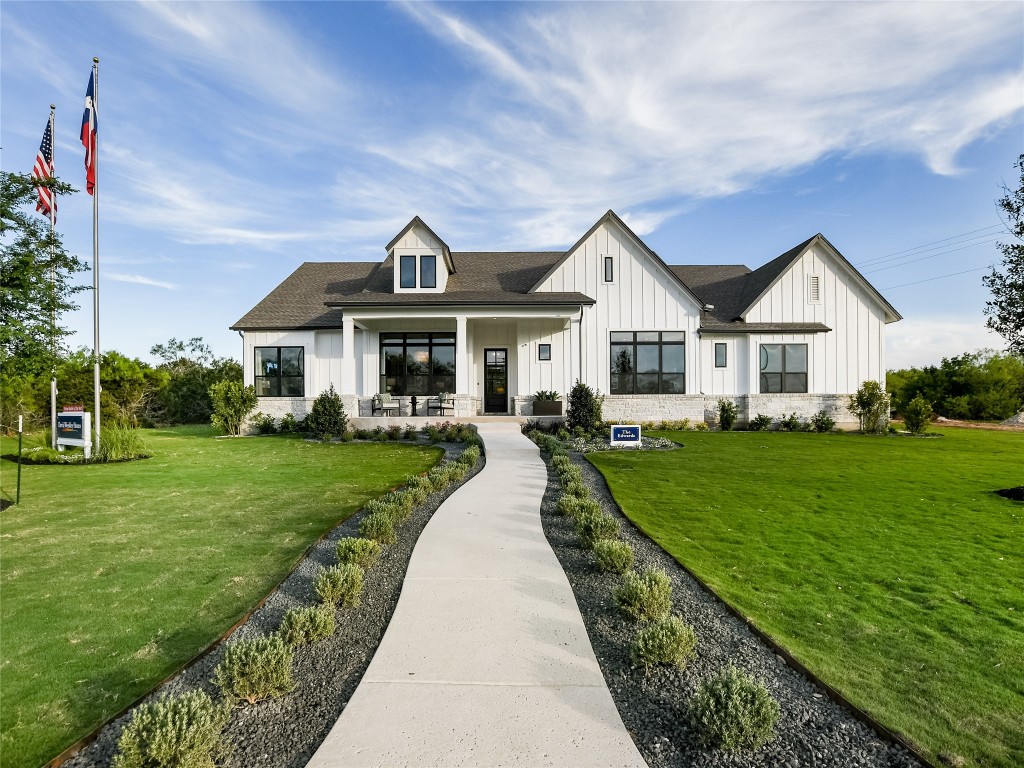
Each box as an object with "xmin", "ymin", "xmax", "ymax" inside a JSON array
[
  {"xmin": 743, "ymin": 246, "xmax": 887, "ymax": 392},
  {"xmin": 243, "ymin": 330, "xmax": 316, "ymax": 397},
  {"xmin": 698, "ymin": 336, "xmax": 748, "ymax": 395},
  {"xmin": 516, "ymin": 319, "xmax": 571, "ymax": 397},
  {"xmin": 391, "ymin": 223, "xmax": 448, "ymax": 293},
  {"xmin": 533, "ymin": 220, "xmax": 702, "ymax": 393}
]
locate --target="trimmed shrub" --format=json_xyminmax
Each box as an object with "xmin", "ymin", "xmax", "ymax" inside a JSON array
[
  {"xmin": 777, "ymin": 413, "xmax": 801, "ymax": 432},
  {"xmin": 566, "ymin": 379, "xmax": 604, "ymax": 432},
  {"xmin": 336, "ymin": 537, "xmax": 382, "ymax": 570},
  {"xmin": 692, "ymin": 665, "xmax": 780, "ymax": 750},
  {"xmin": 550, "ymin": 454, "xmax": 571, "ymax": 470},
  {"xmin": 810, "ymin": 410, "xmax": 835, "ymax": 433},
  {"xmin": 694, "ymin": 421, "xmax": 710, "ymax": 432},
  {"xmin": 593, "ymin": 538, "xmax": 634, "ymax": 574},
  {"xmin": 358, "ymin": 511, "xmax": 396, "ymax": 544},
  {"xmin": 557, "ymin": 494, "xmax": 600, "ymax": 519},
  {"xmin": 315, "ymin": 563, "xmax": 364, "ymax": 607},
  {"xmin": 557, "ymin": 463, "xmax": 583, "ymax": 482},
  {"xmin": 574, "ymin": 509, "xmax": 620, "ymax": 549},
  {"xmin": 903, "ymin": 395, "xmax": 932, "ymax": 434},
  {"xmin": 562, "ymin": 479, "xmax": 588, "ymax": 499},
  {"xmin": 717, "ymin": 399, "xmax": 738, "ymax": 431},
  {"xmin": 364, "ymin": 497, "xmax": 404, "ymax": 526},
  {"xmin": 632, "ymin": 615, "xmax": 697, "ymax": 669},
  {"xmin": 251, "ymin": 411, "xmax": 277, "ymax": 434},
  {"xmin": 278, "ymin": 605, "xmax": 335, "ymax": 647},
  {"xmin": 112, "ymin": 689, "xmax": 231, "ymax": 768},
  {"xmin": 614, "ymin": 568, "xmax": 673, "ymax": 622},
  {"xmin": 748, "ymin": 414, "xmax": 772, "ymax": 432},
  {"xmin": 214, "ymin": 634, "xmax": 294, "ymax": 705},
  {"xmin": 459, "ymin": 444, "xmax": 481, "ymax": 466},
  {"xmin": 278, "ymin": 412, "xmax": 299, "ymax": 433},
  {"xmin": 307, "ymin": 384, "xmax": 349, "ymax": 439}
]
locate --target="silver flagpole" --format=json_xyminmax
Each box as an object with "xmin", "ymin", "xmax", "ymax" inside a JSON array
[
  {"xmin": 49, "ymin": 105, "xmax": 58, "ymax": 449},
  {"xmin": 91, "ymin": 58, "xmax": 101, "ymax": 452}
]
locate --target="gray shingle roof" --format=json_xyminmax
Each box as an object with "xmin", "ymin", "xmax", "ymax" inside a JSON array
[{"xmin": 699, "ymin": 322, "xmax": 832, "ymax": 334}]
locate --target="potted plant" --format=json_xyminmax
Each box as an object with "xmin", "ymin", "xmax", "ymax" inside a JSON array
[{"xmin": 533, "ymin": 390, "xmax": 563, "ymax": 416}]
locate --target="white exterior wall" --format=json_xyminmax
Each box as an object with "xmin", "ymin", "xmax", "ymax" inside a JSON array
[
  {"xmin": 391, "ymin": 224, "xmax": 449, "ymax": 293},
  {"xmin": 698, "ymin": 336, "xmax": 748, "ymax": 395},
  {"xmin": 516, "ymin": 319, "xmax": 572, "ymax": 397},
  {"xmin": 533, "ymin": 220, "xmax": 702, "ymax": 394},
  {"xmin": 744, "ymin": 246, "xmax": 887, "ymax": 391}
]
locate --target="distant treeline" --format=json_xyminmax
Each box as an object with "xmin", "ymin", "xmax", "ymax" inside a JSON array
[
  {"xmin": 887, "ymin": 350, "xmax": 1024, "ymax": 421},
  {"xmin": 1, "ymin": 337, "xmax": 241, "ymax": 432}
]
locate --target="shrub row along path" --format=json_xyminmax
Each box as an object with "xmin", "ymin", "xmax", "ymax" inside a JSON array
[{"xmin": 307, "ymin": 423, "xmax": 646, "ymax": 767}]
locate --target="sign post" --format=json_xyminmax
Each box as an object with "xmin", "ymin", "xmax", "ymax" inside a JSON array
[
  {"xmin": 16, "ymin": 415, "xmax": 23, "ymax": 504},
  {"xmin": 57, "ymin": 407, "xmax": 91, "ymax": 460},
  {"xmin": 610, "ymin": 424, "xmax": 642, "ymax": 448}
]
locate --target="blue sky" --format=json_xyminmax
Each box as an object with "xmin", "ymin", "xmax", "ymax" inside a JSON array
[{"xmin": 2, "ymin": 1, "xmax": 1022, "ymax": 370}]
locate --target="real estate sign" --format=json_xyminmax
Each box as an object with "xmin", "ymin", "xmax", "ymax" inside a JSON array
[
  {"xmin": 57, "ymin": 410, "xmax": 92, "ymax": 459},
  {"xmin": 610, "ymin": 424, "xmax": 642, "ymax": 447}
]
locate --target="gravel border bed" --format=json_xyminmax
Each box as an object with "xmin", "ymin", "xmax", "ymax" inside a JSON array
[
  {"xmin": 63, "ymin": 441, "xmax": 482, "ymax": 768},
  {"xmin": 539, "ymin": 449, "xmax": 926, "ymax": 768}
]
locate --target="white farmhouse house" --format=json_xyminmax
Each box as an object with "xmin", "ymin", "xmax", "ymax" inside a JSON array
[{"xmin": 231, "ymin": 210, "xmax": 900, "ymax": 426}]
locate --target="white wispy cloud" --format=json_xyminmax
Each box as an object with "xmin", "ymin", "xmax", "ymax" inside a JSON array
[{"xmin": 107, "ymin": 272, "xmax": 178, "ymax": 290}]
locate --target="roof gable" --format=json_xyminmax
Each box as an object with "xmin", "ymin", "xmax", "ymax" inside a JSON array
[{"xmin": 386, "ymin": 216, "xmax": 455, "ymax": 273}]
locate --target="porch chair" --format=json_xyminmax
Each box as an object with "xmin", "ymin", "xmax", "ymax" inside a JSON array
[
  {"xmin": 372, "ymin": 393, "xmax": 400, "ymax": 417},
  {"xmin": 429, "ymin": 392, "xmax": 455, "ymax": 417}
]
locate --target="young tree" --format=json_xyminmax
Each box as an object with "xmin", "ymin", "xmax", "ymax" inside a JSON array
[
  {"xmin": 150, "ymin": 337, "xmax": 242, "ymax": 424},
  {"xmin": 0, "ymin": 171, "xmax": 88, "ymax": 377},
  {"xmin": 983, "ymin": 153, "xmax": 1024, "ymax": 356}
]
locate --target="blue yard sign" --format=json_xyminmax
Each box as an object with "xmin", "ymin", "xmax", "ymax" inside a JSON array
[
  {"xmin": 57, "ymin": 413, "xmax": 84, "ymax": 441},
  {"xmin": 610, "ymin": 424, "xmax": 642, "ymax": 447}
]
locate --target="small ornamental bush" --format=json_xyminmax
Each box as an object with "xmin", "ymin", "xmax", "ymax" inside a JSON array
[
  {"xmin": 359, "ymin": 511, "xmax": 396, "ymax": 544},
  {"xmin": 315, "ymin": 563, "xmax": 364, "ymax": 607},
  {"xmin": 112, "ymin": 689, "xmax": 231, "ymax": 768},
  {"xmin": 903, "ymin": 395, "xmax": 933, "ymax": 434},
  {"xmin": 632, "ymin": 615, "xmax": 697, "ymax": 669},
  {"xmin": 307, "ymin": 384, "xmax": 349, "ymax": 440},
  {"xmin": 692, "ymin": 665, "xmax": 780, "ymax": 750},
  {"xmin": 278, "ymin": 605, "xmax": 335, "ymax": 647},
  {"xmin": 849, "ymin": 380, "xmax": 890, "ymax": 434},
  {"xmin": 593, "ymin": 539, "xmax": 634, "ymax": 574},
  {"xmin": 614, "ymin": 568, "xmax": 673, "ymax": 622},
  {"xmin": 694, "ymin": 421, "xmax": 710, "ymax": 432},
  {"xmin": 210, "ymin": 380, "xmax": 257, "ymax": 436},
  {"xmin": 387, "ymin": 424, "xmax": 403, "ymax": 440},
  {"xmin": 278, "ymin": 412, "xmax": 300, "ymax": 433},
  {"xmin": 557, "ymin": 494, "xmax": 600, "ymax": 520},
  {"xmin": 748, "ymin": 414, "xmax": 772, "ymax": 432},
  {"xmin": 574, "ymin": 509, "xmax": 620, "ymax": 549},
  {"xmin": 557, "ymin": 462, "xmax": 583, "ymax": 482},
  {"xmin": 251, "ymin": 411, "xmax": 277, "ymax": 434},
  {"xmin": 214, "ymin": 634, "xmax": 295, "ymax": 705},
  {"xmin": 403, "ymin": 423, "xmax": 418, "ymax": 440},
  {"xmin": 566, "ymin": 379, "xmax": 604, "ymax": 432},
  {"xmin": 779, "ymin": 413, "xmax": 802, "ymax": 432},
  {"xmin": 364, "ymin": 498, "xmax": 405, "ymax": 526},
  {"xmin": 717, "ymin": 399, "xmax": 738, "ymax": 431},
  {"xmin": 336, "ymin": 537, "xmax": 382, "ymax": 570},
  {"xmin": 810, "ymin": 410, "xmax": 835, "ymax": 433},
  {"xmin": 562, "ymin": 479, "xmax": 589, "ymax": 499},
  {"xmin": 459, "ymin": 444, "xmax": 481, "ymax": 466}
]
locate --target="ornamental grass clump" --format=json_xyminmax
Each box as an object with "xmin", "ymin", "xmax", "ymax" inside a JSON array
[
  {"xmin": 593, "ymin": 538, "xmax": 634, "ymax": 574},
  {"xmin": 278, "ymin": 605, "xmax": 335, "ymax": 647},
  {"xmin": 96, "ymin": 422, "xmax": 151, "ymax": 462},
  {"xmin": 614, "ymin": 568, "xmax": 673, "ymax": 622},
  {"xmin": 692, "ymin": 665, "xmax": 780, "ymax": 750},
  {"xmin": 574, "ymin": 508, "xmax": 620, "ymax": 549},
  {"xmin": 632, "ymin": 615, "xmax": 697, "ymax": 669},
  {"xmin": 112, "ymin": 689, "xmax": 231, "ymax": 768},
  {"xmin": 359, "ymin": 510, "xmax": 396, "ymax": 544},
  {"xmin": 214, "ymin": 634, "xmax": 294, "ymax": 706},
  {"xmin": 336, "ymin": 537, "xmax": 382, "ymax": 570},
  {"xmin": 315, "ymin": 563, "xmax": 364, "ymax": 607}
]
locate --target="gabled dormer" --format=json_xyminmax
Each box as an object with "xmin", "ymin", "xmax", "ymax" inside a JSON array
[{"xmin": 386, "ymin": 216, "xmax": 456, "ymax": 294}]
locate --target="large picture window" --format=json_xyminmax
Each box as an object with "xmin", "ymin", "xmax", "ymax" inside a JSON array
[
  {"xmin": 380, "ymin": 333, "xmax": 455, "ymax": 396},
  {"xmin": 255, "ymin": 347, "xmax": 304, "ymax": 397},
  {"xmin": 759, "ymin": 343, "xmax": 807, "ymax": 393},
  {"xmin": 609, "ymin": 331, "xmax": 685, "ymax": 394}
]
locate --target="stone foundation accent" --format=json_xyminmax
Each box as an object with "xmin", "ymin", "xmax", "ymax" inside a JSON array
[{"xmin": 603, "ymin": 393, "xmax": 857, "ymax": 429}]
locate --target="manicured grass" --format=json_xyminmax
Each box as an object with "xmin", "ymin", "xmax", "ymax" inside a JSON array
[
  {"xmin": 0, "ymin": 426, "xmax": 442, "ymax": 768},
  {"xmin": 589, "ymin": 428, "xmax": 1024, "ymax": 768}
]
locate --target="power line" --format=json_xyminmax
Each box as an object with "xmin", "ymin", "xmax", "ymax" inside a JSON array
[
  {"xmin": 880, "ymin": 266, "xmax": 989, "ymax": 290},
  {"xmin": 855, "ymin": 224, "xmax": 1007, "ymax": 267},
  {"xmin": 862, "ymin": 237, "xmax": 1004, "ymax": 274}
]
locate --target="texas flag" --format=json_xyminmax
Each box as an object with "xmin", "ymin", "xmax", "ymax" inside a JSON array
[{"xmin": 81, "ymin": 70, "xmax": 97, "ymax": 195}]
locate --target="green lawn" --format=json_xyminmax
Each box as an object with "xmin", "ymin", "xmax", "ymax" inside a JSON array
[
  {"xmin": 589, "ymin": 428, "xmax": 1023, "ymax": 768},
  {"xmin": 0, "ymin": 426, "xmax": 442, "ymax": 768}
]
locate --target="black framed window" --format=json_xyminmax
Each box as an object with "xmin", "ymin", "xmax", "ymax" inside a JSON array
[
  {"xmin": 604, "ymin": 256, "xmax": 614, "ymax": 283},
  {"xmin": 759, "ymin": 344, "xmax": 807, "ymax": 393},
  {"xmin": 714, "ymin": 342, "xmax": 727, "ymax": 368},
  {"xmin": 380, "ymin": 332, "xmax": 455, "ymax": 396},
  {"xmin": 538, "ymin": 343, "xmax": 551, "ymax": 361},
  {"xmin": 255, "ymin": 347, "xmax": 304, "ymax": 397},
  {"xmin": 400, "ymin": 255, "xmax": 416, "ymax": 288},
  {"xmin": 420, "ymin": 255, "xmax": 437, "ymax": 288},
  {"xmin": 609, "ymin": 331, "xmax": 685, "ymax": 394}
]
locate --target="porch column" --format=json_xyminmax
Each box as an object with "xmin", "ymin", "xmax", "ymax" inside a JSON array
[
  {"xmin": 569, "ymin": 315, "xmax": 581, "ymax": 385},
  {"xmin": 455, "ymin": 315, "xmax": 469, "ymax": 394},
  {"xmin": 341, "ymin": 316, "xmax": 356, "ymax": 395}
]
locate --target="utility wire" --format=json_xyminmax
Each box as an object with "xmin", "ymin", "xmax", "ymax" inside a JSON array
[
  {"xmin": 880, "ymin": 266, "xmax": 989, "ymax": 290},
  {"xmin": 862, "ymin": 237, "xmax": 1004, "ymax": 274},
  {"xmin": 855, "ymin": 223, "xmax": 1007, "ymax": 267}
]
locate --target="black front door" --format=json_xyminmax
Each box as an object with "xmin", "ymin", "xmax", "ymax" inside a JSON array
[{"xmin": 484, "ymin": 348, "xmax": 508, "ymax": 413}]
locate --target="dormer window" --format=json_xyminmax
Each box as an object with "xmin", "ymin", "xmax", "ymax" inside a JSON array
[
  {"xmin": 400, "ymin": 255, "xmax": 416, "ymax": 288},
  {"xmin": 421, "ymin": 255, "xmax": 436, "ymax": 288}
]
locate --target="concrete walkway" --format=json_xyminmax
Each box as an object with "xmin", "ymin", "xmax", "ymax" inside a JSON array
[{"xmin": 306, "ymin": 423, "xmax": 646, "ymax": 768}]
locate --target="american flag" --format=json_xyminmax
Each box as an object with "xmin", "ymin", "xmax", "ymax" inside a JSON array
[
  {"xmin": 33, "ymin": 116, "xmax": 57, "ymax": 221},
  {"xmin": 81, "ymin": 70, "xmax": 97, "ymax": 195}
]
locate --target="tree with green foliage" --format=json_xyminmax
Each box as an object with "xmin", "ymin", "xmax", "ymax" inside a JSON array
[
  {"xmin": 983, "ymin": 153, "xmax": 1024, "ymax": 356},
  {"xmin": 209, "ymin": 380, "xmax": 257, "ymax": 436},
  {"xmin": 902, "ymin": 395, "xmax": 932, "ymax": 435},
  {"xmin": 566, "ymin": 379, "xmax": 604, "ymax": 432},
  {"xmin": 306, "ymin": 384, "xmax": 348, "ymax": 439},
  {"xmin": 150, "ymin": 337, "xmax": 242, "ymax": 424},
  {"xmin": 0, "ymin": 171, "xmax": 88, "ymax": 377},
  {"xmin": 57, "ymin": 348, "xmax": 169, "ymax": 427},
  {"xmin": 849, "ymin": 380, "xmax": 890, "ymax": 434}
]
